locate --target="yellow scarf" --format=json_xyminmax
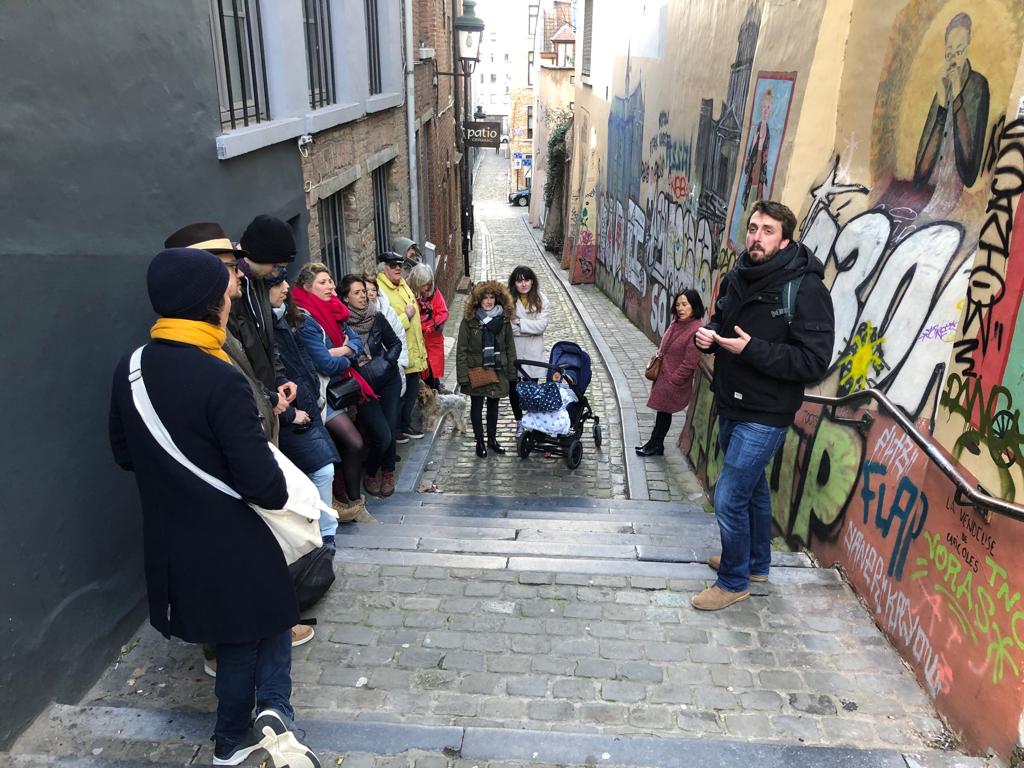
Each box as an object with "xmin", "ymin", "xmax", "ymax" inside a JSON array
[{"xmin": 150, "ymin": 318, "xmax": 231, "ymax": 364}]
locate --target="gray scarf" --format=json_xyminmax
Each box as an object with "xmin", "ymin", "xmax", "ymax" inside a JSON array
[
  {"xmin": 475, "ymin": 304, "xmax": 504, "ymax": 369},
  {"xmin": 346, "ymin": 302, "xmax": 378, "ymax": 365}
]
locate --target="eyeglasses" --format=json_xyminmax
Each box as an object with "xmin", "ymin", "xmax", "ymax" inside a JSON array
[{"xmin": 224, "ymin": 261, "xmax": 241, "ymax": 273}]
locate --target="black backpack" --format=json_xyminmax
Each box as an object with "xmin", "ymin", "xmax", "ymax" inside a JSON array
[{"xmin": 779, "ymin": 274, "xmax": 804, "ymax": 325}]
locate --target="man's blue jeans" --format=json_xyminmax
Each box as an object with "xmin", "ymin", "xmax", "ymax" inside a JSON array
[
  {"xmin": 713, "ymin": 417, "xmax": 788, "ymax": 592},
  {"xmin": 214, "ymin": 629, "xmax": 293, "ymax": 750}
]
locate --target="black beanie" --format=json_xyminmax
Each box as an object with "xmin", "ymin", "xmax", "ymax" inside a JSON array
[
  {"xmin": 240, "ymin": 215, "xmax": 296, "ymax": 264},
  {"xmin": 147, "ymin": 248, "xmax": 229, "ymax": 321}
]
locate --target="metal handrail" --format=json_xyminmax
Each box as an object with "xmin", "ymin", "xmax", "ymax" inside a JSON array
[{"xmin": 696, "ymin": 362, "xmax": 1024, "ymax": 522}]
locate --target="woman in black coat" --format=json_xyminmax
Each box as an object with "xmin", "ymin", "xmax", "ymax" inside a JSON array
[
  {"xmin": 109, "ymin": 247, "xmax": 319, "ymax": 766},
  {"xmin": 267, "ymin": 270, "xmax": 342, "ymax": 543}
]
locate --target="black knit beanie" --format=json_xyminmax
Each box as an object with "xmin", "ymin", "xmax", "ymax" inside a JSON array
[
  {"xmin": 147, "ymin": 248, "xmax": 229, "ymax": 321},
  {"xmin": 239, "ymin": 215, "xmax": 296, "ymax": 264}
]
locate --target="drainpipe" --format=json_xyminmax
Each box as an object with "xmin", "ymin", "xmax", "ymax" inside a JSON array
[{"xmin": 404, "ymin": 0, "xmax": 420, "ymax": 243}]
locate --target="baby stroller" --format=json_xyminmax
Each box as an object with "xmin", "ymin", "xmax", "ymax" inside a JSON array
[{"xmin": 514, "ymin": 341, "xmax": 602, "ymax": 469}]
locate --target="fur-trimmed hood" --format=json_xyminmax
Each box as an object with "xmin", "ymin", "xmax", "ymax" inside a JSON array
[{"xmin": 463, "ymin": 280, "xmax": 514, "ymax": 320}]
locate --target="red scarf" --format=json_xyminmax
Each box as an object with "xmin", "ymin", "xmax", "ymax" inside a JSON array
[{"xmin": 291, "ymin": 284, "xmax": 376, "ymax": 401}]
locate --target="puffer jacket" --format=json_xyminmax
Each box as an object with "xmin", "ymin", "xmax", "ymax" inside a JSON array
[
  {"xmin": 377, "ymin": 272, "xmax": 427, "ymax": 373},
  {"xmin": 701, "ymin": 241, "xmax": 834, "ymax": 427},
  {"xmin": 455, "ymin": 280, "xmax": 518, "ymax": 399}
]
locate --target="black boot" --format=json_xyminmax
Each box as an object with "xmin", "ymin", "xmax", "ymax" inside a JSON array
[
  {"xmin": 636, "ymin": 443, "xmax": 664, "ymax": 457},
  {"xmin": 488, "ymin": 438, "xmax": 506, "ymax": 455},
  {"xmin": 475, "ymin": 439, "xmax": 487, "ymax": 458}
]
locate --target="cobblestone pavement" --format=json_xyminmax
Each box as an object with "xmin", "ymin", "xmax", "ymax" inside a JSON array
[
  {"xmin": 522, "ymin": 224, "xmax": 705, "ymax": 504},
  {"xmin": 418, "ymin": 152, "xmax": 627, "ymax": 498}
]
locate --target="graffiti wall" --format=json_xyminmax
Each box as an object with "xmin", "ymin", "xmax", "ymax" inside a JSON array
[{"xmin": 570, "ymin": 0, "xmax": 1024, "ymax": 757}]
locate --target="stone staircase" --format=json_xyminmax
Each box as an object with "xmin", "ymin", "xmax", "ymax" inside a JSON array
[{"xmin": 4, "ymin": 495, "xmax": 992, "ymax": 768}]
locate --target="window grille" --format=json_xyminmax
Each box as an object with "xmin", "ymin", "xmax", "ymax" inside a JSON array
[
  {"xmin": 527, "ymin": 105, "xmax": 534, "ymax": 140},
  {"xmin": 365, "ymin": 0, "xmax": 382, "ymax": 95},
  {"xmin": 581, "ymin": 0, "xmax": 593, "ymax": 77},
  {"xmin": 212, "ymin": 0, "xmax": 270, "ymax": 129},
  {"xmin": 528, "ymin": 51, "xmax": 534, "ymax": 86},
  {"xmin": 303, "ymin": 0, "xmax": 336, "ymax": 109},
  {"xmin": 372, "ymin": 164, "xmax": 391, "ymax": 258},
  {"xmin": 319, "ymin": 189, "xmax": 349, "ymax": 279}
]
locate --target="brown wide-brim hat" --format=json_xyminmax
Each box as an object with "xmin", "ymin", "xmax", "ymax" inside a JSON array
[{"xmin": 164, "ymin": 221, "xmax": 250, "ymax": 259}]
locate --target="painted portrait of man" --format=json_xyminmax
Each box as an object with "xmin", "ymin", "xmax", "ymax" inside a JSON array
[
  {"xmin": 742, "ymin": 88, "xmax": 774, "ymax": 208},
  {"xmin": 913, "ymin": 12, "xmax": 990, "ymax": 217}
]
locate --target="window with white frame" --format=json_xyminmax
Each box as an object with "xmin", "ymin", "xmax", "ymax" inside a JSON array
[
  {"xmin": 365, "ymin": 0, "xmax": 383, "ymax": 95},
  {"xmin": 372, "ymin": 163, "xmax": 392, "ymax": 258},
  {"xmin": 527, "ymin": 105, "xmax": 533, "ymax": 139},
  {"xmin": 210, "ymin": 0, "xmax": 270, "ymax": 129},
  {"xmin": 319, "ymin": 188, "xmax": 350, "ymax": 279},
  {"xmin": 302, "ymin": 0, "xmax": 337, "ymax": 108}
]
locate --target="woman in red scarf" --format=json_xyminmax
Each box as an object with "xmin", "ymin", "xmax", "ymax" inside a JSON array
[{"xmin": 292, "ymin": 263, "xmax": 376, "ymax": 523}]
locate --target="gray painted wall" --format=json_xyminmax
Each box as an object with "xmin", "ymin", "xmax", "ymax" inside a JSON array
[{"xmin": 0, "ymin": 1, "xmax": 308, "ymax": 745}]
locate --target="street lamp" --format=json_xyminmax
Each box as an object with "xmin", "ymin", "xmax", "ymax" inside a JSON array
[{"xmin": 433, "ymin": 0, "xmax": 486, "ymax": 275}]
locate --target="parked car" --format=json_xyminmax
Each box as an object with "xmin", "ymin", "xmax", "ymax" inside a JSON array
[{"xmin": 508, "ymin": 188, "xmax": 531, "ymax": 207}]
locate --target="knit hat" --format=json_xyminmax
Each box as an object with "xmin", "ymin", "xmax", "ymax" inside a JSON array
[
  {"xmin": 240, "ymin": 215, "xmax": 296, "ymax": 264},
  {"xmin": 147, "ymin": 248, "xmax": 229, "ymax": 321}
]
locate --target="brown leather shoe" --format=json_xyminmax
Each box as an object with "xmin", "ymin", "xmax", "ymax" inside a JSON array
[
  {"xmin": 691, "ymin": 585, "xmax": 749, "ymax": 611},
  {"xmin": 708, "ymin": 555, "xmax": 768, "ymax": 582},
  {"xmin": 364, "ymin": 472, "xmax": 382, "ymax": 497},
  {"xmin": 380, "ymin": 471, "xmax": 396, "ymax": 497},
  {"xmin": 291, "ymin": 624, "xmax": 315, "ymax": 646}
]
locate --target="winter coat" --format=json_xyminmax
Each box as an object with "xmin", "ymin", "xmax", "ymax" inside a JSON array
[
  {"xmin": 224, "ymin": 330, "xmax": 279, "ymax": 445},
  {"xmin": 376, "ymin": 273, "xmax": 427, "ymax": 373},
  {"xmin": 273, "ymin": 313, "xmax": 341, "ymax": 474},
  {"xmin": 228, "ymin": 267, "xmax": 285, "ymax": 404},
  {"xmin": 646, "ymin": 317, "xmax": 702, "ymax": 413},
  {"xmin": 455, "ymin": 280, "xmax": 518, "ymax": 399},
  {"xmin": 702, "ymin": 241, "xmax": 835, "ymax": 427},
  {"xmin": 109, "ymin": 339, "xmax": 297, "ymax": 644},
  {"xmin": 418, "ymin": 288, "xmax": 449, "ymax": 380},
  {"xmin": 511, "ymin": 291, "xmax": 550, "ymax": 380},
  {"xmin": 377, "ymin": 296, "xmax": 408, "ymax": 370},
  {"xmin": 295, "ymin": 311, "xmax": 365, "ymax": 380}
]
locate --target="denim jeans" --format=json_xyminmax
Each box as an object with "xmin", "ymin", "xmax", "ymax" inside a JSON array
[
  {"xmin": 308, "ymin": 463, "xmax": 336, "ymax": 537},
  {"xmin": 713, "ymin": 417, "xmax": 788, "ymax": 592},
  {"xmin": 214, "ymin": 628, "xmax": 293, "ymax": 750}
]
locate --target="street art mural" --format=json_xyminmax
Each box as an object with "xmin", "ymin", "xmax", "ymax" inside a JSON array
[
  {"xmin": 727, "ymin": 73, "xmax": 797, "ymax": 251},
  {"xmin": 569, "ymin": 0, "xmax": 1024, "ymax": 757}
]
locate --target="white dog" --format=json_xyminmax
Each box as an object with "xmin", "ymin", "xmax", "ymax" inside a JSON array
[{"xmin": 417, "ymin": 381, "xmax": 469, "ymax": 433}]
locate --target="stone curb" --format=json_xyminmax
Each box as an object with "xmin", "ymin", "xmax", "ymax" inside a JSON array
[
  {"xmin": 26, "ymin": 704, "xmax": 975, "ymax": 768},
  {"xmin": 521, "ymin": 217, "xmax": 650, "ymax": 500}
]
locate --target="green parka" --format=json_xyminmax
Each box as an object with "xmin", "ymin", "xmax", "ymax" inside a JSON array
[{"xmin": 456, "ymin": 280, "xmax": 518, "ymax": 398}]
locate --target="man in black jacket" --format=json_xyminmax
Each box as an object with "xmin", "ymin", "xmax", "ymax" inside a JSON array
[
  {"xmin": 236, "ymin": 215, "xmax": 299, "ymax": 417},
  {"xmin": 694, "ymin": 200, "xmax": 834, "ymax": 610}
]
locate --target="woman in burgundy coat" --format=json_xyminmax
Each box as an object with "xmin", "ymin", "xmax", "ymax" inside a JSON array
[{"xmin": 636, "ymin": 288, "xmax": 706, "ymax": 456}]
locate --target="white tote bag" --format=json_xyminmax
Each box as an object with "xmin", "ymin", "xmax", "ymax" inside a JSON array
[{"xmin": 129, "ymin": 346, "xmax": 335, "ymax": 565}]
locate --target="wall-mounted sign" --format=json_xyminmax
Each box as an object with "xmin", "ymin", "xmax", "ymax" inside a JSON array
[
  {"xmin": 464, "ymin": 121, "xmax": 501, "ymax": 148},
  {"xmin": 521, "ymin": 155, "xmax": 533, "ymax": 167}
]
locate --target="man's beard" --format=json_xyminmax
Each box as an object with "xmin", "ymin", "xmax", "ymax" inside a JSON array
[{"xmin": 747, "ymin": 244, "xmax": 779, "ymax": 263}]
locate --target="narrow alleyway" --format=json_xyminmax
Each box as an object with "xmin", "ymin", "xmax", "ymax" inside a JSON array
[{"xmin": 3, "ymin": 152, "xmax": 992, "ymax": 767}]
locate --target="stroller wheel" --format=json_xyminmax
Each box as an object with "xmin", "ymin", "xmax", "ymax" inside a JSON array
[
  {"xmin": 517, "ymin": 432, "xmax": 533, "ymax": 458},
  {"xmin": 592, "ymin": 422, "xmax": 603, "ymax": 449},
  {"xmin": 565, "ymin": 439, "xmax": 583, "ymax": 470}
]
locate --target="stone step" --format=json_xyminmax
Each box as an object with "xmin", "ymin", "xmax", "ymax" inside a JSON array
[
  {"xmin": 332, "ymin": 548, "xmax": 837, "ymax": 583},
  {"xmin": 382, "ymin": 493, "xmax": 707, "ymax": 513},
  {"xmin": 346, "ymin": 515, "xmax": 734, "ymax": 539},
  {"xmin": 9, "ymin": 704, "xmax": 989, "ymax": 768},
  {"xmin": 366, "ymin": 504, "xmax": 713, "ymax": 524}
]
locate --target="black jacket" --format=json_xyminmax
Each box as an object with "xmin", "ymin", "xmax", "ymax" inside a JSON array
[
  {"xmin": 702, "ymin": 241, "xmax": 834, "ymax": 426},
  {"xmin": 228, "ymin": 266, "xmax": 286, "ymax": 403},
  {"xmin": 109, "ymin": 340, "xmax": 297, "ymax": 643},
  {"xmin": 273, "ymin": 313, "xmax": 341, "ymax": 475}
]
